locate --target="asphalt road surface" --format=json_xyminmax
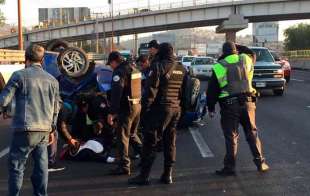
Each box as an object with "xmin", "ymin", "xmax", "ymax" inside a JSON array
[{"xmin": 0, "ymin": 70, "xmax": 309, "ymax": 196}]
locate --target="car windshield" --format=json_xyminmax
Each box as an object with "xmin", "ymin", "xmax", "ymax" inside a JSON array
[
  {"xmin": 270, "ymin": 51, "xmax": 280, "ymax": 61},
  {"xmin": 252, "ymin": 49, "xmax": 274, "ymax": 62},
  {"xmin": 183, "ymin": 57, "xmax": 193, "ymax": 62},
  {"xmin": 193, "ymin": 58, "xmax": 214, "ymax": 65},
  {"xmin": 121, "ymin": 53, "xmax": 131, "ymax": 61}
]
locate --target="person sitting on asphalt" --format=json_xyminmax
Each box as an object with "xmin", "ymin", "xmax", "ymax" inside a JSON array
[
  {"xmin": 60, "ymin": 95, "xmax": 116, "ymax": 163},
  {"xmin": 71, "ymin": 94, "xmax": 115, "ymax": 155}
]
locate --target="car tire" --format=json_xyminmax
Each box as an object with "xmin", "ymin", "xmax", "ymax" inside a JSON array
[
  {"xmin": 57, "ymin": 47, "xmax": 89, "ymax": 78},
  {"xmin": 46, "ymin": 39, "xmax": 69, "ymax": 52},
  {"xmin": 273, "ymin": 88, "xmax": 284, "ymax": 96}
]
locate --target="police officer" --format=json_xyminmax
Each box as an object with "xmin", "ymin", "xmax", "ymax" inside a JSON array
[
  {"xmin": 148, "ymin": 40, "xmax": 159, "ymax": 63},
  {"xmin": 136, "ymin": 54, "xmax": 150, "ymax": 92},
  {"xmin": 107, "ymin": 51, "xmax": 142, "ymax": 175},
  {"xmin": 128, "ymin": 43, "xmax": 186, "ymax": 185},
  {"xmin": 207, "ymin": 42, "xmax": 269, "ymax": 176}
]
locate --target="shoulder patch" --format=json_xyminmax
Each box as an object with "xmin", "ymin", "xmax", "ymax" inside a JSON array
[{"xmin": 113, "ymin": 75, "xmax": 120, "ymax": 82}]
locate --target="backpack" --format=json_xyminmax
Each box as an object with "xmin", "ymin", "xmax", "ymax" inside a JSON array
[{"xmin": 182, "ymin": 74, "xmax": 201, "ymax": 112}]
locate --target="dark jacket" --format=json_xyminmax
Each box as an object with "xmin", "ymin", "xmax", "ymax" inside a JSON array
[
  {"xmin": 206, "ymin": 71, "xmax": 221, "ymax": 113},
  {"xmin": 142, "ymin": 57, "xmax": 186, "ymax": 111},
  {"xmin": 110, "ymin": 61, "xmax": 133, "ymax": 115}
]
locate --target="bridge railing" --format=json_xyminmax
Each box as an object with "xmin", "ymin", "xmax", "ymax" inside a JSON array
[
  {"xmin": 92, "ymin": 0, "xmax": 242, "ymax": 19},
  {"xmin": 29, "ymin": 0, "xmax": 242, "ymax": 31},
  {"xmin": 283, "ymin": 50, "xmax": 310, "ymax": 58}
]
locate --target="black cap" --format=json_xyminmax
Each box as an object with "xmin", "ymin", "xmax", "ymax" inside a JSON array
[
  {"xmin": 158, "ymin": 42, "xmax": 174, "ymax": 60},
  {"xmin": 148, "ymin": 40, "xmax": 159, "ymax": 49},
  {"xmin": 107, "ymin": 51, "xmax": 122, "ymax": 65},
  {"xmin": 222, "ymin": 41, "xmax": 237, "ymax": 55}
]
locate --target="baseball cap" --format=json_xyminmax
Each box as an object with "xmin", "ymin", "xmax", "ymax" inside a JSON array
[{"xmin": 148, "ymin": 40, "xmax": 159, "ymax": 49}]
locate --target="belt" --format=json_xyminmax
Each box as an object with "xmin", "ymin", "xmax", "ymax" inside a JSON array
[
  {"xmin": 128, "ymin": 97, "xmax": 141, "ymax": 105},
  {"xmin": 220, "ymin": 96, "xmax": 255, "ymax": 105},
  {"xmin": 220, "ymin": 97, "xmax": 239, "ymax": 105}
]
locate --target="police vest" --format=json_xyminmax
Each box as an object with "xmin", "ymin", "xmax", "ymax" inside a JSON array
[
  {"xmin": 129, "ymin": 66, "xmax": 142, "ymax": 101},
  {"xmin": 213, "ymin": 54, "xmax": 252, "ymax": 99},
  {"xmin": 158, "ymin": 62, "xmax": 185, "ymax": 105}
]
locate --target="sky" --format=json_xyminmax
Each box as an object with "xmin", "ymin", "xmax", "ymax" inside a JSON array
[{"xmin": 1, "ymin": 0, "xmax": 310, "ymax": 41}]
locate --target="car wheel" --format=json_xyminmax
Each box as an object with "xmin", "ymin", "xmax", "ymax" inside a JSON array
[
  {"xmin": 273, "ymin": 88, "xmax": 284, "ymax": 96},
  {"xmin": 57, "ymin": 47, "xmax": 89, "ymax": 78},
  {"xmin": 46, "ymin": 39, "xmax": 69, "ymax": 52}
]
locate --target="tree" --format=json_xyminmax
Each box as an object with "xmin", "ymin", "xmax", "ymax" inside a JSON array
[
  {"xmin": 284, "ymin": 23, "xmax": 310, "ymax": 51},
  {"xmin": 0, "ymin": 0, "xmax": 5, "ymax": 26}
]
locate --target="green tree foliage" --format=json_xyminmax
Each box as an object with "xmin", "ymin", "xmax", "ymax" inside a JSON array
[{"xmin": 284, "ymin": 23, "xmax": 310, "ymax": 51}]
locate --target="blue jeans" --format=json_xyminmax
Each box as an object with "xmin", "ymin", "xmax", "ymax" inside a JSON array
[{"xmin": 8, "ymin": 132, "xmax": 49, "ymax": 196}]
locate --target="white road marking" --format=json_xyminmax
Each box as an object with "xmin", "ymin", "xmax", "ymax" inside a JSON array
[
  {"xmin": 0, "ymin": 147, "xmax": 9, "ymax": 158},
  {"xmin": 291, "ymin": 78, "xmax": 305, "ymax": 82},
  {"xmin": 189, "ymin": 127, "xmax": 214, "ymax": 158}
]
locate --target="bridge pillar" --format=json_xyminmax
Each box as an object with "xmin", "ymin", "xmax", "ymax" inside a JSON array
[
  {"xmin": 216, "ymin": 14, "xmax": 248, "ymax": 42},
  {"xmin": 133, "ymin": 34, "xmax": 138, "ymax": 57}
]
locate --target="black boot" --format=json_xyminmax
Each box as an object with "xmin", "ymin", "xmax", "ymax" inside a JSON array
[
  {"xmin": 215, "ymin": 167, "xmax": 236, "ymax": 176},
  {"xmin": 128, "ymin": 174, "xmax": 150, "ymax": 186},
  {"xmin": 160, "ymin": 167, "xmax": 173, "ymax": 184}
]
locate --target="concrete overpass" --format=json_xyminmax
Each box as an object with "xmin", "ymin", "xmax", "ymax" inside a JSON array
[{"xmin": 1, "ymin": 0, "xmax": 310, "ymax": 48}]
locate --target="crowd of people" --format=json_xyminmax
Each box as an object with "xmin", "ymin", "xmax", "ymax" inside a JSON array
[{"xmin": 0, "ymin": 40, "xmax": 270, "ymax": 196}]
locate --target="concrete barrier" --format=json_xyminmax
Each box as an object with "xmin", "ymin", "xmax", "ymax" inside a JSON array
[{"xmin": 288, "ymin": 58, "xmax": 310, "ymax": 71}]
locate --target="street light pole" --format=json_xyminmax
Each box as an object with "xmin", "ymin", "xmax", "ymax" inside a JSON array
[
  {"xmin": 110, "ymin": 0, "xmax": 115, "ymax": 52},
  {"xmin": 17, "ymin": 0, "xmax": 23, "ymax": 50}
]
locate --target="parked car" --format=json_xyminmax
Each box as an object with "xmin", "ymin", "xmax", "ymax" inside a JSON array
[
  {"xmin": 270, "ymin": 50, "xmax": 291, "ymax": 83},
  {"xmin": 181, "ymin": 56, "xmax": 194, "ymax": 70},
  {"xmin": 189, "ymin": 56, "xmax": 215, "ymax": 79},
  {"xmin": 249, "ymin": 47, "xmax": 286, "ymax": 96}
]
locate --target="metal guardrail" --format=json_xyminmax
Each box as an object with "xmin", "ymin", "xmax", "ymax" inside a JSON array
[
  {"xmin": 283, "ymin": 50, "xmax": 310, "ymax": 58},
  {"xmin": 0, "ymin": 49, "xmax": 106, "ymax": 62},
  {"xmin": 87, "ymin": 53, "xmax": 106, "ymax": 61},
  {"xmin": 0, "ymin": 49, "xmax": 24, "ymax": 62}
]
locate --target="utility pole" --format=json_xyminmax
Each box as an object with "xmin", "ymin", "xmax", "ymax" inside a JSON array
[
  {"xmin": 95, "ymin": 13, "xmax": 99, "ymax": 53},
  {"xmin": 103, "ymin": 14, "xmax": 106, "ymax": 55},
  {"xmin": 17, "ymin": 0, "xmax": 23, "ymax": 50},
  {"xmin": 109, "ymin": 0, "xmax": 115, "ymax": 52}
]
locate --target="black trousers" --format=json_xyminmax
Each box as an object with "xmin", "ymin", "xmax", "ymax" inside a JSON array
[
  {"xmin": 140, "ymin": 106, "xmax": 181, "ymax": 177},
  {"xmin": 117, "ymin": 104, "xmax": 142, "ymax": 170},
  {"xmin": 220, "ymin": 101, "xmax": 265, "ymax": 170}
]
